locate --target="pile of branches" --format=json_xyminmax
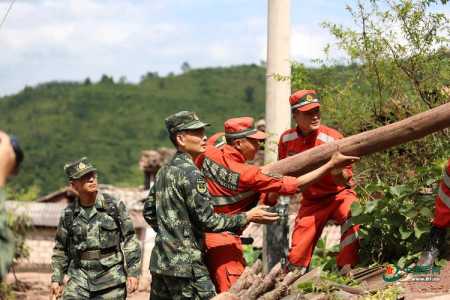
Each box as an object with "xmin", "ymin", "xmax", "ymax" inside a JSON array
[
  {"xmin": 218, "ymin": 260, "xmax": 369, "ymax": 300},
  {"xmin": 226, "ymin": 260, "xmax": 308, "ymax": 300}
]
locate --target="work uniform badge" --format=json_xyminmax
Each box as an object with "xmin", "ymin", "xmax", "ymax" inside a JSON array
[
  {"xmin": 78, "ymin": 162, "xmax": 87, "ymax": 171},
  {"xmin": 196, "ymin": 178, "xmax": 207, "ymax": 194}
]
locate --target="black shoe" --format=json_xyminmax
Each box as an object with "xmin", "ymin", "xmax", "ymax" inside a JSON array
[{"xmin": 417, "ymin": 226, "xmax": 446, "ymax": 269}]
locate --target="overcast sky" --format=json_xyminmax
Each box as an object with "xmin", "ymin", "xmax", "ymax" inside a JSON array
[{"xmin": 0, "ymin": 0, "xmax": 448, "ymax": 96}]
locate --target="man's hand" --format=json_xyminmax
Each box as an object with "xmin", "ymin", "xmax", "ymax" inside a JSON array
[
  {"xmin": 0, "ymin": 131, "xmax": 16, "ymax": 187},
  {"xmin": 245, "ymin": 205, "xmax": 279, "ymax": 224},
  {"xmin": 127, "ymin": 276, "xmax": 139, "ymax": 294},
  {"xmin": 329, "ymin": 151, "xmax": 359, "ymax": 169},
  {"xmin": 49, "ymin": 282, "xmax": 62, "ymax": 300}
]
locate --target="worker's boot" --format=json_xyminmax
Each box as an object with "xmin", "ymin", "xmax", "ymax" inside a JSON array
[{"xmin": 417, "ymin": 226, "xmax": 447, "ymax": 270}]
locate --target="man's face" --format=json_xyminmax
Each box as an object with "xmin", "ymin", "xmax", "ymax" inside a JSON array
[
  {"xmin": 177, "ymin": 128, "xmax": 207, "ymax": 157},
  {"xmin": 293, "ymin": 107, "xmax": 321, "ymax": 133},
  {"xmin": 71, "ymin": 171, "xmax": 98, "ymax": 194},
  {"xmin": 234, "ymin": 137, "xmax": 261, "ymax": 161}
]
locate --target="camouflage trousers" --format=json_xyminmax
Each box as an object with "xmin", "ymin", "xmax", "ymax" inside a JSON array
[
  {"xmin": 63, "ymin": 281, "xmax": 126, "ymax": 300},
  {"xmin": 150, "ymin": 272, "xmax": 217, "ymax": 300}
]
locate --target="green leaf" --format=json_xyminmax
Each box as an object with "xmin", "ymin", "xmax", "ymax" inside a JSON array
[
  {"xmin": 414, "ymin": 223, "xmax": 429, "ymax": 239},
  {"xmin": 436, "ymin": 259, "xmax": 448, "ymax": 268},
  {"xmin": 398, "ymin": 256, "xmax": 407, "ymax": 269},
  {"xmin": 399, "ymin": 225, "xmax": 412, "ymax": 240},
  {"xmin": 405, "ymin": 210, "xmax": 418, "ymax": 218},
  {"xmin": 419, "ymin": 207, "xmax": 433, "ymax": 218},
  {"xmin": 351, "ymin": 202, "xmax": 363, "ymax": 216},
  {"xmin": 365, "ymin": 200, "xmax": 379, "ymax": 213},
  {"xmin": 389, "ymin": 185, "xmax": 409, "ymax": 198}
]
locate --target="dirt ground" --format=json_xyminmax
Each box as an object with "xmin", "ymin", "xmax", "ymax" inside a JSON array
[
  {"xmin": 6, "ymin": 263, "xmax": 450, "ymax": 300},
  {"xmin": 399, "ymin": 260, "xmax": 450, "ymax": 299},
  {"xmin": 5, "ymin": 272, "xmax": 150, "ymax": 300}
]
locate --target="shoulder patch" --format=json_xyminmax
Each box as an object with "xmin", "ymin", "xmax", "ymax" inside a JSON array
[
  {"xmin": 282, "ymin": 131, "xmax": 298, "ymax": 143},
  {"xmin": 317, "ymin": 132, "xmax": 335, "ymax": 144},
  {"xmin": 201, "ymin": 157, "xmax": 240, "ymax": 191},
  {"xmin": 196, "ymin": 177, "xmax": 208, "ymax": 194}
]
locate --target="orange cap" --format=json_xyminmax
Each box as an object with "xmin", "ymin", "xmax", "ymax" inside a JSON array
[
  {"xmin": 289, "ymin": 90, "xmax": 320, "ymax": 112},
  {"xmin": 224, "ymin": 117, "xmax": 266, "ymax": 140}
]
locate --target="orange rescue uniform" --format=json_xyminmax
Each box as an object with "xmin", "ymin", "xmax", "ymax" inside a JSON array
[
  {"xmin": 197, "ymin": 144, "xmax": 298, "ymax": 292},
  {"xmin": 278, "ymin": 124, "xmax": 360, "ymax": 269},
  {"xmin": 432, "ymin": 159, "xmax": 450, "ymax": 229}
]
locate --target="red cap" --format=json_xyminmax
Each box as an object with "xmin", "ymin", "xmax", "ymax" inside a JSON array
[
  {"xmin": 289, "ymin": 90, "xmax": 320, "ymax": 112},
  {"xmin": 224, "ymin": 117, "xmax": 266, "ymax": 140}
]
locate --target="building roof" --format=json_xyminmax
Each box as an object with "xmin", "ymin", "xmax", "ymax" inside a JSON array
[
  {"xmin": 5, "ymin": 201, "xmax": 66, "ymax": 227},
  {"xmin": 6, "ymin": 200, "xmax": 149, "ymax": 229},
  {"xmin": 7, "ymin": 184, "xmax": 150, "ymax": 228}
]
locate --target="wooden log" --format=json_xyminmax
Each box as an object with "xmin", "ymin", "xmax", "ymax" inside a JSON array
[
  {"xmin": 258, "ymin": 269, "xmax": 305, "ymax": 300},
  {"xmin": 262, "ymin": 102, "xmax": 450, "ymax": 177},
  {"xmin": 240, "ymin": 263, "xmax": 283, "ymax": 300},
  {"xmin": 239, "ymin": 274, "xmax": 264, "ymax": 299},
  {"xmin": 229, "ymin": 259, "xmax": 263, "ymax": 295},
  {"xmin": 211, "ymin": 292, "xmax": 240, "ymax": 300}
]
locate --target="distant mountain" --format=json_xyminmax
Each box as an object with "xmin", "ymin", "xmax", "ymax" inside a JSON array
[{"xmin": 0, "ymin": 65, "xmax": 272, "ymax": 195}]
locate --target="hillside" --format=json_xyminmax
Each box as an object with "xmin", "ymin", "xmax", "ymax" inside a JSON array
[
  {"xmin": 1, "ymin": 63, "xmax": 447, "ymax": 197},
  {"xmin": 0, "ymin": 65, "xmax": 269, "ymax": 195}
]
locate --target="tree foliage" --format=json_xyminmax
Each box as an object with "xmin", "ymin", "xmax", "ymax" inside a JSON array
[
  {"xmin": 0, "ymin": 65, "xmax": 267, "ymax": 196},
  {"xmin": 292, "ymin": 0, "xmax": 449, "ymax": 267}
]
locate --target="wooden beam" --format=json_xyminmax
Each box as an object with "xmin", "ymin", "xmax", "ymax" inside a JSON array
[{"xmin": 262, "ymin": 102, "xmax": 450, "ymax": 177}]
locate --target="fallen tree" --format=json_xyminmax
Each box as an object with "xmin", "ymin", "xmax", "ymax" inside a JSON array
[{"xmin": 262, "ymin": 102, "xmax": 450, "ymax": 177}]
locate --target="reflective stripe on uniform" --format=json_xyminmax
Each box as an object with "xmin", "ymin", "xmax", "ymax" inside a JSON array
[
  {"xmin": 443, "ymin": 168, "xmax": 450, "ymax": 189},
  {"xmin": 340, "ymin": 232, "xmax": 359, "ymax": 250},
  {"xmin": 281, "ymin": 132, "xmax": 298, "ymax": 143},
  {"xmin": 340, "ymin": 218, "xmax": 354, "ymax": 235},
  {"xmin": 215, "ymin": 140, "xmax": 226, "ymax": 148},
  {"xmin": 438, "ymin": 185, "xmax": 450, "ymax": 209},
  {"xmin": 317, "ymin": 132, "xmax": 335, "ymax": 144},
  {"xmin": 211, "ymin": 190, "xmax": 257, "ymax": 206}
]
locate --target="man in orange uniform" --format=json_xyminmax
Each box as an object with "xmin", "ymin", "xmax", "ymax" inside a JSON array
[
  {"xmin": 278, "ymin": 89, "xmax": 360, "ymax": 275},
  {"xmin": 198, "ymin": 117, "xmax": 358, "ymax": 292},
  {"xmin": 417, "ymin": 158, "xmax": 450, "ymax": 268}
]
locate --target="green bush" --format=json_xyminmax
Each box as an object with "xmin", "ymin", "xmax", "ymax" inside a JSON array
[{"xmin": 352, "ymin": 158, "xmax": 448, "ymax": 267}]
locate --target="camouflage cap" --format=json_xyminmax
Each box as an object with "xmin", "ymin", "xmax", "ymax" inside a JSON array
[
  {"xmin": 64, "ymin": 157, "xmax": 97, "ymax": 180},
  {"xmin": 165, "ymin": 111, "xmax": 210, "ymax": 134}
]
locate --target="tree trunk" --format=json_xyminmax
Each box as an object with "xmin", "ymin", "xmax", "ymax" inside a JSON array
[{"xmin": 262, "ymin": 102, "xmax": 450, "ymax": 177}]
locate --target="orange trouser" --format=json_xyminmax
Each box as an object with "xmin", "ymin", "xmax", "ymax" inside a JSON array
[
  {"xmin": 288, "ymin": 189, "xmax": 360, "ymax": 268},
  {"xmin": 204, "ymin": 232, "xmax": 246, "ymax": 293},
  {"xmin": 432, "ymin": 182, "xmax": 450, "ymax": 228}
]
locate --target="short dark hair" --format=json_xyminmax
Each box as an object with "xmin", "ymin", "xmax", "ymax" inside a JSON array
[
  {"xmin": 169, "ymin": 132, "xmax": 179, "ymax": 147},
  {"xmin": 226, "ymin": 136, "xmax": 242, "ymax": 146}
]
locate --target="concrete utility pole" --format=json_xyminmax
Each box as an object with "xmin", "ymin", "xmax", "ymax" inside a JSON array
[{"xmin": 263, "ymin": 0, "xmax": 292, "ymax": 273}]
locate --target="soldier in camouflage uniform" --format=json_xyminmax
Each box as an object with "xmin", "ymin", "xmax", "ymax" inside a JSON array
[
  {"xmin": 50, "ymin": 157, "xmax": 142, "ymax": 299},
  {"xmin": 143, "ymin": 111, "xmax": 279, "ymax": 300},
  {"xmin": 0, "ymin": 131, "xmax": 17, "ymax": 280}
]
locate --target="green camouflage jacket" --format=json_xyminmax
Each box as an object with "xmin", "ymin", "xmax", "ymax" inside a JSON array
[
  {"xmin": 143, "ymin": 151, "xmax": 247, "ymax": 278},
  {"xmin": 51, "ymin": 193, "xmax": 141, "ymax": 291},
  {"xmin": 0, "ymin": 188, "xmax": 14, "ymax": 279}
]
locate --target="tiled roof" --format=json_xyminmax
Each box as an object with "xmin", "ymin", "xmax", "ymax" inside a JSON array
[
  {"xmin": 6, "ymin": 200, "xmax": 149, "ymax": 229},
  {"xmin": 6, "ymin": 184, "xmax": 150, "ymax": 228}
]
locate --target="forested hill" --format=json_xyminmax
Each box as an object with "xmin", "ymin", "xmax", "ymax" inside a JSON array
[{"xmin": 0, "ymin": 64, "xmax": 276, "ymax": 196}]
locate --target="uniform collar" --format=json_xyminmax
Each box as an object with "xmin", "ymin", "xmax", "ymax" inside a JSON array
[
  {"xmin": 175, "ymin": 151, "xmax": 194, "ymax": 163},
  {"xmin": 74, "ymin": 192, "xmax": 103, "ymax": 220},
  {"xmin": 223, "ymin": 144, "xmax": 246, "ymax": 163},
  {"xmin": 296, "ymin": 126, "xmax": 319, "ymax": 138}
]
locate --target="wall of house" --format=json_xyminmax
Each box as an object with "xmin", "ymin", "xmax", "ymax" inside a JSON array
[
  {"xmin": 16, "ymin": 227, "xmax": 56, "ymax": 272},
  {"xmin": 15, "ymin": 226, "xmax": 155, "ymax": 279}
]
